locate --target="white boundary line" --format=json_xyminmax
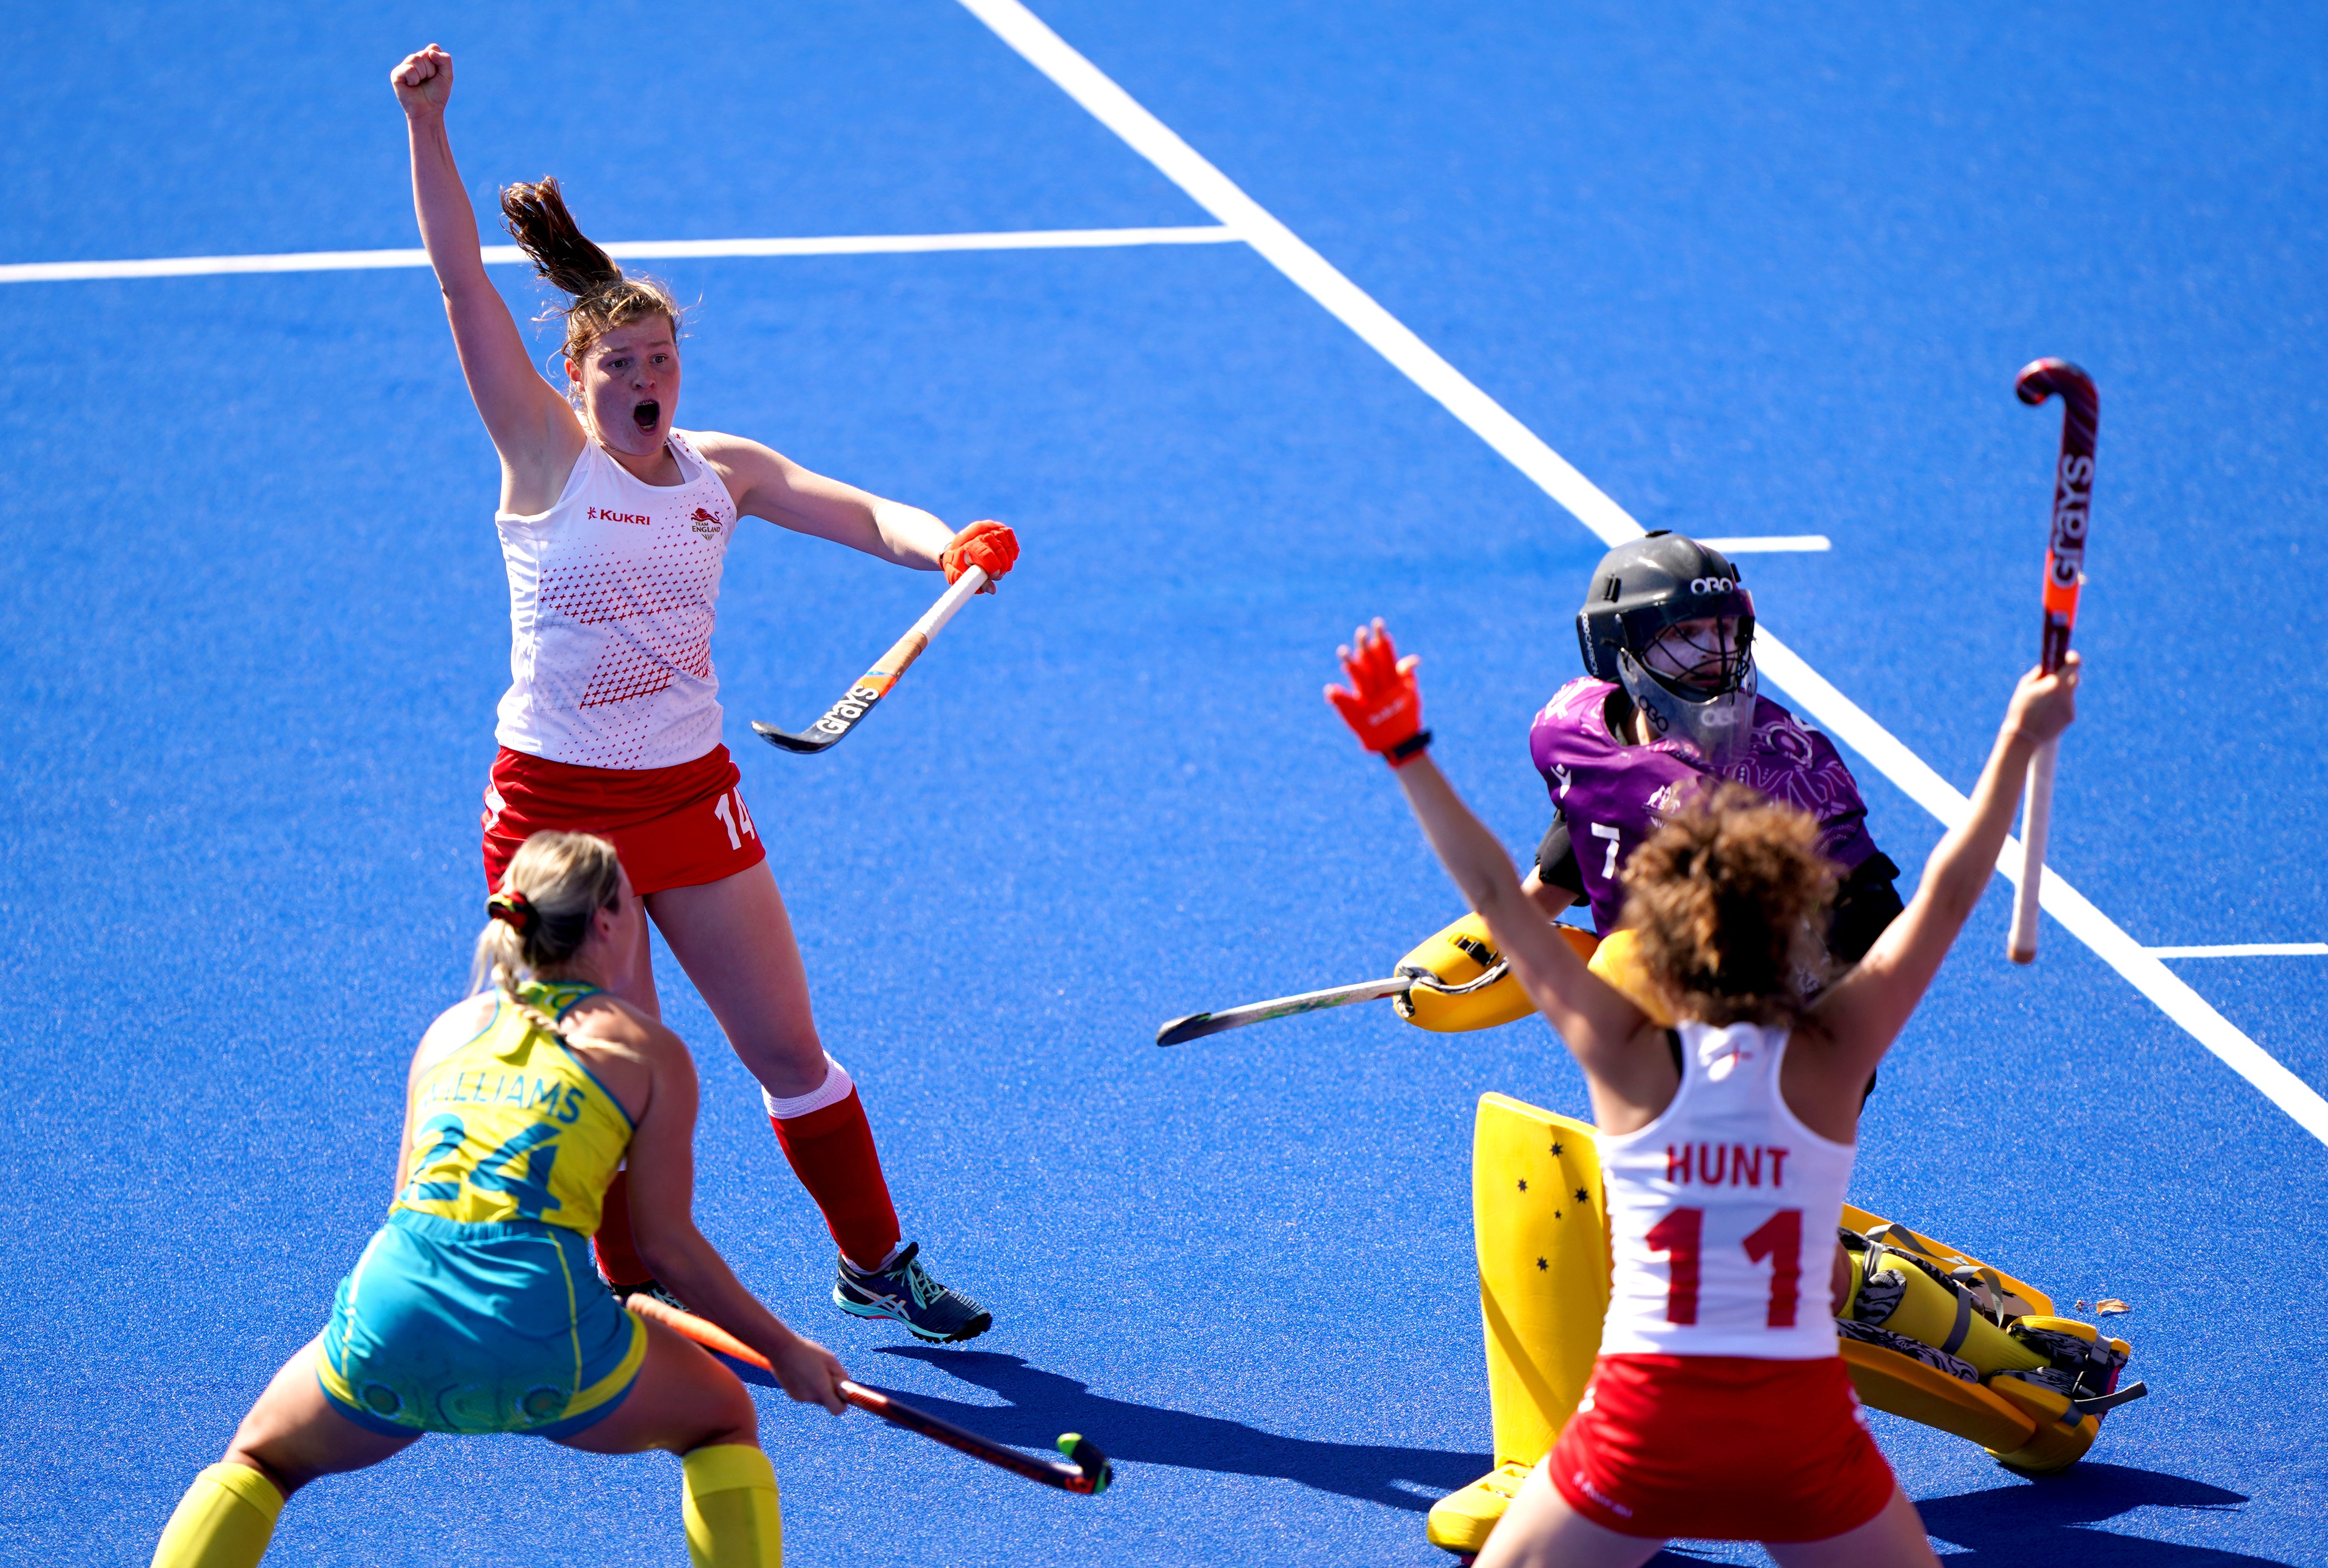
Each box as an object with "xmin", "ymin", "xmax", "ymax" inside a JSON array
[
  {"xmin": 0, "ymin": 225, "xmax": 1239, "ymax": 284},
  {"xmin": 2147, "ymin": 943, "xmax": 2328, "ymax": 959},
  {"xmin": 958, "ymin": 0, "xmax": 2328, "ymax": 1147},
  {"xmin": 1699, "ymin": 534, "xmax": 1832, "ymax": 553}
]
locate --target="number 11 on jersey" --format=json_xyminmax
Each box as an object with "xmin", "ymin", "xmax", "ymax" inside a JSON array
[{"xmin": 1646, "ymin": 1206, "xmax": 1803, "ymax": 1327}]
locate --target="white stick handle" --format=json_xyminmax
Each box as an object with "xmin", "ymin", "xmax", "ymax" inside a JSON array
[
  {"xmin": 916, "ymin": 566, "xmax": 987, "ymax": 641},
  {"xmin": 2007, "ymin": 736, "xmax": 2059, "ymax": 964}
]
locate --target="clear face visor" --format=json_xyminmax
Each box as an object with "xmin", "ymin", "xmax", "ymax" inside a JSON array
[{"xmin": 1618, "ymin": 614, "xmax": 1757, "ymax": 767}]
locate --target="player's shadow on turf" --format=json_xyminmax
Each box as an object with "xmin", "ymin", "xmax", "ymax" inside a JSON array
[
  {"xmin": 869, "ymin": 1346, "xmax": 1489, "ymax": 1513},
  {"xmin": 1911, "ymin": 1463, "xmax": 2285, "ymax": 1566}
]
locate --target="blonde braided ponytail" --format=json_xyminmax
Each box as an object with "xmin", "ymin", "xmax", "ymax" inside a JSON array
[{"xmin": 471, "ymin": 831, "xmax": 625, "ymax": 1039}]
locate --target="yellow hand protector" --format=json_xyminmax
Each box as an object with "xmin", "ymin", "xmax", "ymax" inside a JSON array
[{"xmin": 1394, "ymin": 914, "xmax": 1598, "ymax": 1032}]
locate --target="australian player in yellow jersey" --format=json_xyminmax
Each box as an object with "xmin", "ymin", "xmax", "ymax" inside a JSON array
[{"xmin": 150, "ymin": 831, "xmax": 846, "ymax": 1568}]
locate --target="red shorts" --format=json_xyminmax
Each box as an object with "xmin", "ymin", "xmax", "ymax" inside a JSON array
[
  {"xmin": 482, "ymin": 745, "xmax": 765, "ymax": 897},
  {"xmin": 1549, "ymin": 1354, "xmax": 1895, "ymax": 1542}
]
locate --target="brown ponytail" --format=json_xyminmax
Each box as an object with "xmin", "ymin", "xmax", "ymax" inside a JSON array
[
  {"xmin": 498, "ymin": 176, "xmax": 684, "ymax": 365},
  {"xmin": 1619, "ymin": 783, "xmax": 1838, "ymax": 1028}
]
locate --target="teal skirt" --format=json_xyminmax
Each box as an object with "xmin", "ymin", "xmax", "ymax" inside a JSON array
[{"xmin": 316, "ymin": 1209, "xmax": 647, "ymax": 1438}]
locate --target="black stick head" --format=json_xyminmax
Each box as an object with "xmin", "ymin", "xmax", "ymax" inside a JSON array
[
  {"xmin": 1154, "ymin": 1013, "xmax": 1216, "ymax": 1047},
  {"xmin": 753, "ymin": 719, "xmax": 842, "ymax": 754},
  {"xmin": 1056, "ymin": 1432, "xmax": 1112, "ymax": 1495}
]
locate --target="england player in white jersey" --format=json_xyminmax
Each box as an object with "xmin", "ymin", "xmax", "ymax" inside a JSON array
[
  {"xmin": 394, "ymin": 45, "xmax": 1012, "ymax": 1345},
  {"xmin": 1328, "ymin": 617, "xmax": 2079, "ymax": 1565}
]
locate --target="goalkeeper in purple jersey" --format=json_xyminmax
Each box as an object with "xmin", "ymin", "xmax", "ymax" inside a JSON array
[{"xmin": 1519, "ymin": 530, "xmax": 1904, "ymax": 965}]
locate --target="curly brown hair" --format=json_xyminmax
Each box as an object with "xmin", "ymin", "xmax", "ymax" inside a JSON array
[
  {"xmin": 498, "ymin": 176, "xmax": 685, "ymax": 367},
  {"xmin": 1618, "ymin": 782, "xmax": 1838, "ymax": 1027}
]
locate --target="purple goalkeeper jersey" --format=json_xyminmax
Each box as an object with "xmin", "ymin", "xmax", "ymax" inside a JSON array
[{"xmin": 1528, "ymin": 677, "xmax": 1879, "ymax": 931}]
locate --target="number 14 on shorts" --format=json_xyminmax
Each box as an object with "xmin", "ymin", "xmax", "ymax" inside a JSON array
[
  {"xmin": 1645, "ymin": 1207, "xmax": 1803, "ymax": 1326},
  {"xmin": 711, "ymin": 789, "xmax": 757, "ymax": 851}
]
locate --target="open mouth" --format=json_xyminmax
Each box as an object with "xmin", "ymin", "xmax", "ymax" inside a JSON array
[{"xmin": 631, "ymin": 399, "xmax": 660, "ymax": 431}]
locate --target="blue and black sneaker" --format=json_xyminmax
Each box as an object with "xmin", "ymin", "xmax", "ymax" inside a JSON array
[{"xmin": 833, "ymin": 1241, "xmax": 992, "ymax": 1344}]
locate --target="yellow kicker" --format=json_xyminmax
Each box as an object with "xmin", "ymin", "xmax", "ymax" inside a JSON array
[
  {"xmin": 1393, "ymin": 915, "xmax": 1603, "ymax": 1032},
  {"xmin": 1428, "ymin": 1104, "xmax": 2126, "ymax": 1557},
  {"xmin": 1835, "ymin": 1205, "xmax": 2125, "ymax": 1475}
]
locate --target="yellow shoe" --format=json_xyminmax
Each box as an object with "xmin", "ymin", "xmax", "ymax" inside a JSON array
[{"xmin": 1427, "ymin": 1460, "xmax": 1532, "ymax": 1556}]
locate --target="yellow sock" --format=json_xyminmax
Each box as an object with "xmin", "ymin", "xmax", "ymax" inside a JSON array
[
  {"xmin": 1868, "ymin": 1254, "xmax": 2046, "ymax": 1376},
  {"xmin": 682, "ymin": 1444, "xmax": 783, "ymax": 1568},
  {"xmin": 151, "ymin": 1463, "xmax": 284, "ymax": 1568}
]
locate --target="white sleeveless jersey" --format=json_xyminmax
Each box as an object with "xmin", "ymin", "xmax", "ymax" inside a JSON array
[
  {"xmin": 492, "ymin": 431, "xmax": 741, "ymax": 771},
  {"xmin": 1597, "ymin": 1020, "xmax": 1856, "ymax": 1359}
]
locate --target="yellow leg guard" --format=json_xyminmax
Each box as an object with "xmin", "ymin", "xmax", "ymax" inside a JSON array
[
  {"xmin": 1427, "ymin": 1093, "xmax": 1607, "ymax": 1556},
  {"xmin": 151, "ymin": 1463, "xmax": 284, "ymax": 1568},
  {"xmin": 1852, "ymin": 1248, "xmax": 2047, "ymax": 1378},
  {"xmin": 682, "ymin": 1444, "xmax": 783, "ymax": 1568},
  {"xmin": 1395, "ymin": 915, "xmax": 1598, "ymax": 1033}
]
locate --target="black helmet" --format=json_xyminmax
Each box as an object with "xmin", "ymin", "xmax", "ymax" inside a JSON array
[
  {"xmin": 1574, "ymin": 532, "xmax": 1760, "ymax": 766},
  {"xmin": 1575, "ymin": 531, "xmax": 1755, "ymax": 682}
]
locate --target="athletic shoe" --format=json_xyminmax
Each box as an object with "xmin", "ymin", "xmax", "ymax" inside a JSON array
[
  {"xmin": 1427, "ymin": 1460, "xmax": 1531, "ymax": 1557},
  {"xmin": 606, "ymin": 1274, "xmax": 689, "ymax": 1313},
  {"xmin": 833, "ymin": 1241, "xmax": 992, "ymax": 1344}
]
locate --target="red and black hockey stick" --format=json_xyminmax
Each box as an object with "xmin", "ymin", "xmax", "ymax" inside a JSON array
[
  {"xmin": 2007, "ymin": 358, "xmax": 2097, "ymax": 964},
  {"xmin": 627, "ymin": 1294, "xmax": 1112, "ymax": 1495},
  {"xmin": 752, "ymin": 566, "xmax": 988, "ymax": 754}
]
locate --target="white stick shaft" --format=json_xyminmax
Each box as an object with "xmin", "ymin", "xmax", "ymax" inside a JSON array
[
  {"xmin": 915, "ymin": 566, "xmax": 987, "ymax": 641},
  {"xmin": 2008, "ymin": 738, "xmax": 2059, "ymax": 963}
]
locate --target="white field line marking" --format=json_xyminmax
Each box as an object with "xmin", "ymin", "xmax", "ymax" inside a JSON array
[
  {"xmin": 2146, "ymin": 943, "xmax": 2328, "ymax": 959},
  {"xmin": 963, "ymin": 0, "xmax": 2328, "ymax": 1147},
  {"xmin": 1698, "ymin": 535, "xmax": 1832, "ymax": 553},
  {"xmin": 0, "ymin": 226, "xmax": 1239, "ymax": 284}
]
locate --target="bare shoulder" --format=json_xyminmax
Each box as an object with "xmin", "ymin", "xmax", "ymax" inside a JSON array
[
  {"xmin": 678, "ymin": 427, "xmax": 785, "ymax": 474},
  {"xmin": 559, "ymin": 992, "xmax": 677, "ymax": 1056}
]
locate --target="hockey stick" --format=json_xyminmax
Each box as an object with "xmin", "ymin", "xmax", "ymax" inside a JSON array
[
  {"xmin": 2007, "ymin": 358, "xmax": 2098, "ymax": 965},
  {"xmin": 1156, "ymin": 945, "xmax": 1513, "ymax": 1047},
  {"xmin": 627, "ymin": 1294, "xmax": 1112, "ymax": 1495},
  {"xmin": 752, "ymin": 566, "xmax": 988, "ymax": 754}
]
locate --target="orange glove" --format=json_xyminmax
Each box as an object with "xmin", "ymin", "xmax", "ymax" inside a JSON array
[
  {"xmin": 941, "ymin": 519, "xmax": 1018, "ymax": 593},
  {"xmin": 1325, "ymin": 619, "xmax": 1430, "ymax": 766}
]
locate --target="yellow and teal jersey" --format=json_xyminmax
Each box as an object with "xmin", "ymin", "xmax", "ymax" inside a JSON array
[{"xmin": 390, "ymin": 980, "xmax": 634, "ymax": 1237}]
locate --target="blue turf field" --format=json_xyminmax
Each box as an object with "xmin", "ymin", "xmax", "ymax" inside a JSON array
[{"xmin": 5, "ymin": 2, "xmax": 2326, "ymax": 1563}]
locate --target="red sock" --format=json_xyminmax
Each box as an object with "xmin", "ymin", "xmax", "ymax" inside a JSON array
[
  {"xmin": 771, "ymin": 1088, "xmax": 900, "ymax": 1273},
  {"xmin": 592, "ymin": 1166, "xmax": 655, "ymax": 1288}
]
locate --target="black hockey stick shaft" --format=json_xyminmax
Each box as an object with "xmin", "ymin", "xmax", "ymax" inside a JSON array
[
  {"xmin": 753, "ymin": 566, "xmax": 988, "ymax": 755},
  {"xmin": 2007, "ymin": 358, "xmax": 2097, "ymax": 964}
]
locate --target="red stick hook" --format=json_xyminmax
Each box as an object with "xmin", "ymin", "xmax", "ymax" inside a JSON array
[{"xmin": 2014, "ymin": 358, "xmax": 2099, "ymax": 673}]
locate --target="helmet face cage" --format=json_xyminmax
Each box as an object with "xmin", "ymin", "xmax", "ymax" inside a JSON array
[
  {"xmin": 1572, "ymin": 533, "xmax": 1759, "ymax": 767},
  {"xmin": 1640, "ymin": 614, "xmax": 1752, "ymax": 699}
]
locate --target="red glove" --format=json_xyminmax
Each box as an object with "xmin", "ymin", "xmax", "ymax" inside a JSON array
[
  {"xmin": 941, "ymin": 519, "xmax": 1018, "ymax": 594},
  {"xmin": 1325, "ymin": 619, "xmax": 1430, "ymax": 765}
]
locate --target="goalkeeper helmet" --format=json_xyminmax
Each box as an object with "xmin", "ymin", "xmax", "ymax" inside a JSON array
[{"xmin": 1575, "ymin": 532, "xmax": 1758, "ymax": 767}]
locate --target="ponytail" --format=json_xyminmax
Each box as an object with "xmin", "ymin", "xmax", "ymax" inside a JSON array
[
  {"xmin": 471, "ymin": 830, "xmax": 625, "ymax": 1039},
  {"xmin": 498, "ymin": 176, "xmax": 684, "ymax": 366}
]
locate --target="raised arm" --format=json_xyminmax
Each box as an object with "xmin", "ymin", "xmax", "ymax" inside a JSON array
[
  {"xmin": 1808, "ymin": 654, "xmax": 2081, "ymax": 1088},
  {"xmin": 615, "ymin": 1013, "xmax": 848, "ymax": 1413},
  {"xmin": 390, "ymin": 46, "xmax": 582, "ymax": 510},
  {"xmin": 687, "ymin": 433, "xmax": 1019, "ymax": 589},
  {"xmin": 1328, "ymin": 622, "xmax": 1667, "ymax": 1119}
]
